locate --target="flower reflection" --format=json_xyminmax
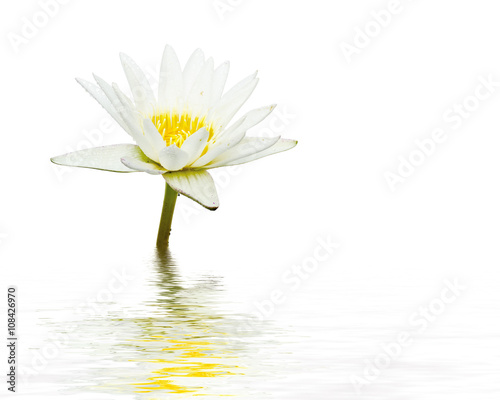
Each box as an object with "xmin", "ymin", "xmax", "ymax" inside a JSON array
[
  {"xmin": 38, "ymin": 249, "xmax": 271, "ymax": 397},
  {"xmin": 120, "ymin": 250, "xmax": 244, "ymax": 396}
]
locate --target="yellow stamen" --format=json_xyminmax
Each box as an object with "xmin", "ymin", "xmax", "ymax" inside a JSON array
[{"xmin": 149, "ymin": 112, "xmax": 215, "ymax": 147}]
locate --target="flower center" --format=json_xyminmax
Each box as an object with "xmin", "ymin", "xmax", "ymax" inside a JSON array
[{"xmin": 150, "ymin": 112, "xmax": 214, "ymax": 147}]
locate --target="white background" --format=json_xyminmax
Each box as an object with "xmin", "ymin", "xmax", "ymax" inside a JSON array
[{"xmin": 1, "ymin": 0, "xmax": 500, "ymax": 399}]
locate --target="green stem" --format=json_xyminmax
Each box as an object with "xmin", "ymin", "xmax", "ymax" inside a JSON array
[{"xmin": 156, "ymin": 182, "xmax": 178, "ymax": 249}]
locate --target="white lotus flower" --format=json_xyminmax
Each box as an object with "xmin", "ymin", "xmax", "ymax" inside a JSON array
[{"xmin": 51, "ymin": 45, "xmax": 297, "ymax": 247}]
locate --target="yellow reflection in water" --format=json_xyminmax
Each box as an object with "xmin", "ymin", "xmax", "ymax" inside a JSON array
[
  {"xmin": 132, "ymin": 337, "xmax": 241, "ymax": 394},
  {"xmin": 126, "ymin": 250, "xmax": 244, "ymax": 396}
]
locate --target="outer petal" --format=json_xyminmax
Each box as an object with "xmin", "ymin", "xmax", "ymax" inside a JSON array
[
  {"xmin": 209, "ymin": 61, "xmax": 230, "ymax": 106},
  {"xmin": 51, "ymin": 144, "xmax": 143, "ymax": 173},
  {"xmin": 143, "ymin": 119, "xmax": 167, "ymax": 153},
  {"xmin": 158, "ymin": 44, "xmax": 183, "ymax": 110},
  {"xmin": 110, "ymin": 83, "xmax": 144, "ymax": 139},
  {"xmin": 182, "ymin": 49, "xmax": 205, "ymax": 98},
  {"xmin": 190, "ymin": 145, "xmax": 229, "ymax": 168},
  {"xmin": 208, "ymin": 77, "xmax": 259, "ymax": 131},
  {"xmin": 221, "ymin": 71, "xmax": 258, "ymax": 101},
  {"xmin": 119, "ymin": 52, "xmax": 156, "ymax": 114},
  {"xmin": 207, "ymin": 136, "xmax": 281, "ymax": 168},
  {"xmin": 220, "ymin": 139, "xmax": 298, "ymax": 166},
  {"xmin": 93, "ymin": 74, "xmax": 134, "ymax": 131},
  {"xmin": 111, "ymin": 82, "xmax": 135, "ymax": 111},
  {"xmin": 111, "ymin": 83, "xmax": 158, "ymax": 162},
  {"xmin": 75, "ymin": 78, "xmax": 129, "ymax": 135},
  {"xmin": 190, "ymin": 118, "xmax": 247, "ymax": 168},
  {"xmin": 163, "ymin": 170, "xmax": 219, "ymax": 210},
  {"xmin": 158, "ymin": 145, "xmax": 189, "ymax": 171},
  {"xmin": 120, "ymin": 151, "xmax": 167, "ymax": 175},
  {"xmin": 214, "ymin": 104, "xmax": 276, "ymax": 142},
  {"xmin": 186, "ymin": 57, "xmax": 214, "ymax": 115},
  {"xmin": 94, "ymin": 76, "xmax": 155, "ymax": 160},
  {"xmin": 129, "ymin": 133, "xmax": 159, "ymax": 164},
  {"xmin": 180, "ymin": 127, "xmax": 210, "ymax": 165}
]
